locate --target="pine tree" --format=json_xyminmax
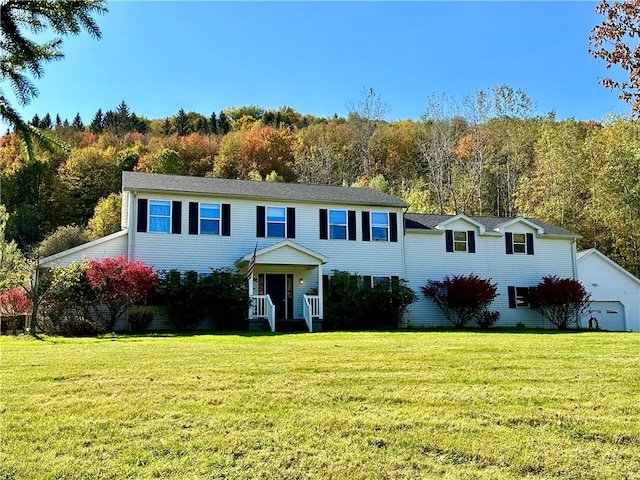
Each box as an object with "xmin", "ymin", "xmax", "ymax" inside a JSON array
[
  {"xmin": 30, "ymin": 114, "xmax": 40, "ymax": 127},
  {"xmin": 218, "ymin": 110, "xmax": 230, "ymax": 134},
  {"xmin": 174, "ymin": 108, "xmax": 192, "ymax": 136},
  {"xmin": 161, "ymin": 118, "xmax": 173, "ymax": 136},
  {"xmin": 90, "ymin": 109, "xmax": 104, "ymax": 134},
  {"xmin": 209, "ymin": 111, "xmax": 218, "ymax": 134},
  {"xmin": 72, "ymin": 112, "xmax": 83, "ymax": 130},
  {"xmin": 41, "ymin": 113, "xmax": 52, "ymax": 129},
  {"xmin": 55, "ymin": 114, "xmax": 62, "ymax": 128}
]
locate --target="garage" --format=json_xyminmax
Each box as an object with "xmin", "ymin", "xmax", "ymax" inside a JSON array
[{"xmin": 584, "ymin": 301, "xmax": 625, "ymax": 331}]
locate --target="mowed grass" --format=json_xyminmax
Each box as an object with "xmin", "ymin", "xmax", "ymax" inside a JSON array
[{"xmin": 1, "ymin": 331, "xmax": 639, "ymax": 479}]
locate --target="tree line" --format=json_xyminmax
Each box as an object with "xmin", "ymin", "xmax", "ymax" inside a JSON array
[{"xmin": 1, "ymin": 87, "xmax": 639, "ymax": 277}]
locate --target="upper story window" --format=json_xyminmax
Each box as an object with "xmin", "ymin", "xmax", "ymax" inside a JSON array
[
  {"xmin": 200, "ymin": 203, "xmax": 220, "ymax": 235},
  {"xmin": 329, "ymin": 210, "xmax": 347, "ymax": 240},
  {"xmin": 257, "ymin": 206, "xmax": 295, "ymax": 239},
  {"xmin": 371, "ymin": 212, "xmax": 389, "ymax": 241},
  {"xmin": 445, "ymin": 230, "xmax": 476, "ymax": 253},
  {"xmin": 149, "ymin": 200, "xmax": 171, "ymax": 232},
  {"xmin": 267, "ymin": 207, "xmax": 286, "ymax": 237},
  {"xmin": 506, "ymin": 232, "xmax": 534, "ymax": 255}
]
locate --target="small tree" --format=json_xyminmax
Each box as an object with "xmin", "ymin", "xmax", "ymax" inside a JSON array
[
  {"xmin": 86, "ymin": 256, "xmax": 158, "ymax": 331},
  {"xmin": 532, "ymin": 276, "xmax": 591, "ymax": 330},
  {"xmin": 421, "ymin": 274, "xmax": 498, "ymax": 328},
  {"xmin": 0, "ymin": 287, "xmax": 32, "ymax": 334}
]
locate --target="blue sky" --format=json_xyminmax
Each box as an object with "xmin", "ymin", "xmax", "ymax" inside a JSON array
[{"xmin": 8, "ymin": 1, "xmax": 630, "ymax": 126}]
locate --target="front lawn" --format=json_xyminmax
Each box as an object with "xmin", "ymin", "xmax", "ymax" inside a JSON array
[{"xmin": 1, "ymin": 331, "xmax": 639, "ymax": 479}]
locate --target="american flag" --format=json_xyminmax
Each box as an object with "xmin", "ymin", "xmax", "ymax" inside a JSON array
[{"xmin": 246, "ymin": 243, "xmax": 257, "ymax": 279}]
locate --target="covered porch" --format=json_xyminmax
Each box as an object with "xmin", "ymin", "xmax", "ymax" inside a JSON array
[{"xmin": 237, "ymin": 240, "xmax": 328, "ymax": 332}]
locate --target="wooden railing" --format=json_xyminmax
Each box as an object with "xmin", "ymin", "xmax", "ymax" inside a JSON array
[
  {"xmin": 302, "ymin": 295, "xmax": 321, "ymax": 333},
  {"xmin": 251, "ymin": 295, "xmax": 275, "ymax": 332}
]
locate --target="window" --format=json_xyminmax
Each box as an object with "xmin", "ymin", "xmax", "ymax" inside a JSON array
[
  {"xmin": 454, "ymin": 231, "xmax": 468, "ymax": 252},
  {"xmin": 267, "ymin": 207, "xmax": 286, "ymax": 237},
  {"xmin": 372, "ymin": 275, "xmax": 391, "ymax": 287},
  {"xmin": 329, "ymin": 210, "xmax": 347, "ymax": 240},
  {"xmin": 507, "ymin": 286, "xmax": 538, "ymax": 308},
  {"xmin": 513, "ymin": 233, "xmax": 526, "ymax": 254},
  {"xmin": 506, "ymin": 232, "xmax": 534, "ymax": 255},
  {"xmin": 200, "ymin": 203, "xmax": 220, "ymax": 235},
  {"xmin": 371, "ymin": 212, "xmax": 389, "ymax": 241},
  {"xmin": 149, "ymin": 200, "xmax": 171, "ymax": 232}
]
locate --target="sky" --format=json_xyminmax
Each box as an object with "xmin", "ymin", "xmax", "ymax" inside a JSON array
[{"xmin": 6, "ymin": 1, "xmax": 631, "ymax": 128}]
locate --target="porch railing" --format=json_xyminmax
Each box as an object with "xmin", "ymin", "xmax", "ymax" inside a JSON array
[
  {"xmin": 251, "ymin": 295, "xmax": 275, "ymax": 332},
  {"xmin": 303, "ymin": 295, "xmax": 321, "ymax": 333}
]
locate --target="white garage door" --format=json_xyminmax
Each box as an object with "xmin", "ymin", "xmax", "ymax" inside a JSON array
[{"xmin": 584, "ymin": 301, "xmax": 626, "ymax": 331}]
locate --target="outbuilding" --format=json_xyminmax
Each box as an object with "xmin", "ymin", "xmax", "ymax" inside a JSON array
[{"xmin": 576, "ymin": 249, "xmax": 640, "ymax": 332}]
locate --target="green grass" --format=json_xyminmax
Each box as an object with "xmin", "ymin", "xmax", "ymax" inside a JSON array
[{"xmin": 1, "ymin": 331, "xmax": 639, "ymax": 479}]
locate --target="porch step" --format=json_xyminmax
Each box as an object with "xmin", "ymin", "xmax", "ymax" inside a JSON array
[{"xmin": 276, "ymin": 318, "xmax": 308, "ymax": 332}]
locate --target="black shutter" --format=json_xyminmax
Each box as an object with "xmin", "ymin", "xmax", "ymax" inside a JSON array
[
  {"xmin": 528, "ymin": 286, "xmax": 540, "ymax": 308},
  {"xmin": 287, "ymin": 207, "xmax": 296, "ymax": 239},
  {"xmin": 526, "ymin": 233, "xmax": 534, "ymax": 255},
  {"xmin": 362, "ymin": 211, "xmax": 371, "ymax": 241},
  {"xmin": 137, "ymin": 198, "xmax": 147, "ymax": 233},
  {"xmin": 445, "ymin": 230, "xmax": 454, "ymax": 252},
  {"xmin": 389, "ymin": 212, "xmax": 398, "ymax": 242},
  {"xmin": 363, "ymin": 275, "xmax": 372, "ymax": 288},
  {"xmin": 221, "ymin": 203, "xmax": 231, "ymax": 236},
  {"xmin": 508, "ymin": 286, "xmax": 516, "ymax": 308},
  {"xmin": 348, "ymin": 210, "xmax": 356, "ymax": 241},
  {"xmin": 505, "ymin": 232, "xmax": 513, "ymax": 254},
  {"xmin": 468, "ymin": 231, "xmax": 476, "ymax": 253},
  {"xmin": 171, "ymin": 201, "xmax": 182, "ymax": 234},
  {"xmin": 319, "ymin": 209, "xmax": 328, "ymax": 239},
  {"xmin": 188, "ymin": 202, "xmax": 198, "ymax": 235},
  {"xmin": 257, "ymin": 206, "xmax": 265, "ymax": 238}
]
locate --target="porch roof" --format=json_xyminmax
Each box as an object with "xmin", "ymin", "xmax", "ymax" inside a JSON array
[{"xmin": 236, "ymin": 240, "xmax": 329, "ymax": 267}]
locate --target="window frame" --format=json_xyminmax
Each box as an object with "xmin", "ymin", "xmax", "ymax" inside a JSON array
[
  {"xmin": 453, "ymin": 231, "xmax": 468, "ymax": 252},
  {"xmin": 512, "ymin": 233, "xmax": 527, "ymax": 254},
  {"xmin": 148, "ymin": 200, "xmax": 171, "ymax": 233},
  {"xmin": 199, "ymin": 202, "xmax": 221, "ymax": 235},
  {"xmin": 329, "ymin": 209, "xmax": 347, "ymax": 240},
  {"xmin": 370, "ymin": 211, "xmax": 389, "ymax": 242},
  {"xmin": 266, "ymin": 206, "xmax": 286, "ymax": 238}
]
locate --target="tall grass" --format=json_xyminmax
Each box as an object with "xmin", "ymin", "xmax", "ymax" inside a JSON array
[{"xmin": 1, "ymin": 331, "xmax": 639, "ymax": 479}]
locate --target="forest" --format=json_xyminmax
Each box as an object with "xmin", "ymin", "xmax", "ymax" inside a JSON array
[{"xmin": 1, "ymin": 85, "xmax": 639, "ymax": 277}]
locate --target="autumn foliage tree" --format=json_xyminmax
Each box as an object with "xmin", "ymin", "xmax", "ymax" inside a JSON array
[
  {"xmin": 532, "ymin": 275, "xmax": 591, "ymax": 330},
  {"xmin": 589, "ymin": 0, "xmax": 640, "ymax": 115},
  {"xmin": 0, "ymin": 287, "xmax": 32, "ymax": 334},
  {"xmin": 421, "ymin": 274, "xmax": 499, "ymax": 328},
  {"xmin": 86, "ymin": 255, "xmax": 158, "ymax": 330}
]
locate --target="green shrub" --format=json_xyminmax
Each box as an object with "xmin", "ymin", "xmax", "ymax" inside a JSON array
[
  {"xmin": 476, "ymin": 310, "xmax": 500, "ymax": 329},
  {"xmin": 128, "ymin": 310, "xmax": 154, "ymax": 332},
  {"xmin": 156, "ymin": 270, "xmax": 203, "ymax": 330},
  {"xmin": 324, "ymin": 271, "xmax": 417, "ymax": 330}
]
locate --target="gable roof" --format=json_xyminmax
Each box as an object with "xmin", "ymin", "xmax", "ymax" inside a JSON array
[
  {"xmin": 405, "ymin": 213, "xmax": 580, "ymax": 237},
  {"xmin": 577, "ymin": 248, "xmax": 640, "ymax": 285},
  {"xmin": 122, "ymin": 172, "xmax": 409, "ymax": 208},
  {"xmin": 39, "ymin": 230, "xmax": 128, "ymax": 267}
]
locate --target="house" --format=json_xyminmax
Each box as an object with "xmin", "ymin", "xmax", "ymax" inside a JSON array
[
  {"xmin": 40, "ymin": 171, "xmax": 609, "ymax": 331},
  {"xmin": 576, "ymin": 249, "xmax": 640, "ymax": 331}
]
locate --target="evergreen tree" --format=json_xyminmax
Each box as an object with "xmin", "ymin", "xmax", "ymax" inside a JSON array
[
  {"xmin": 217, "ymin": 110, "xmax": 230, "ymax": 134},
  {"xmin": 196, "ymin": 117, "xmax": 210, "ymax": 134},
  {"xmin": 30, "ymin": 114, "xmax": 40, "ymax": 127},
  {"xmin": 62, "ymin": 119, "xmax": 70, "ymax": 128},
  {"xmin": 174, "ymin": 108, "xmax": 192, "ymax": 136},
  {"xmin": 72, "ymin": 112, "xmax": 83, "ymax": 130},
  {"xmin": 55, "ymin": 114, "xmax": 62, "ymax": 128},
  {"xmin": 161, "ymin": 118, "xmax": 173, "ymax": 136},
  {"xmin": 41, "ymin": 113, "xmax": 52, "ymax": 129},
  {"xmin": 209, "ymin": 111, "xmax": 218, "ymax": 134},
  {"xmin": 90, "ymin": 109, "xmax": 104, "ymax": 134}
]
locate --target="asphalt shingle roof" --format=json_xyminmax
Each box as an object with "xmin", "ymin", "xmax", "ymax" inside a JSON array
[
  {"xmin": 122, "ymin": 172, "xmax": 409, "ymax": 208},
  {"xmin": 405, "ymin": 213, "xmax": 580, "ymax": 237}
]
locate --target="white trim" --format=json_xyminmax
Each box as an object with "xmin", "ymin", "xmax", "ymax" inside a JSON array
[
  {"xmin": 577, "ymin": 249, "xmax": 640, "ymax": 286},
  {"xmin": 237, "ymin": 239, "xmax": 329, "ymax": 266},
  {"xmin": 39, "ymin": 230, "xmax": 128, "ymax": 267},
  {"xmin": 435, "ymin": 214, "xmax": 487, "ymax": 234},
  {"xmin": 493, "ymin": 217, "xmax": 544, "ymax": 235}
]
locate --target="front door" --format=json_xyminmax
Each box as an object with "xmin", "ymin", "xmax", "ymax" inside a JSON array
[
  {"xmin": 265, "ymin": 273, "xmax": 294, "ymax": 320},
  {"xmin": 266, "ymin": 274, "xmax": 286, "ymax": 319}
]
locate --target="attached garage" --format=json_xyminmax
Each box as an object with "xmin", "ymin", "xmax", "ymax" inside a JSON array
[
  {"xmin": 577, "ymin": 249, "xmax": 640, "ymax": 332},
  {"xmin": 584, "ymin": 301, "xmax": 625, "ymax": 331}
]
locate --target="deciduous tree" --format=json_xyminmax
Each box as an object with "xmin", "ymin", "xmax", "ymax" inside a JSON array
[{"xmin": 533, "ymin": 276, "xmax": 590, "ymax": 330}]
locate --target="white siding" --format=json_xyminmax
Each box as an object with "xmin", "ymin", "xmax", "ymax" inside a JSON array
[
  {"xmin": 577, "ymin": 251, "xmax": 640, "ymax": 332},
  {"xmin": 40, "ymin": 232, "xmax": 128, "ymax": 268},
  {"xmin": 404, "ymin": 219, "xmax": 577, "ymax": 328},
  {"xmin": 130, "ymin": 192, "xmax": 405, "ymax": 280}
]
